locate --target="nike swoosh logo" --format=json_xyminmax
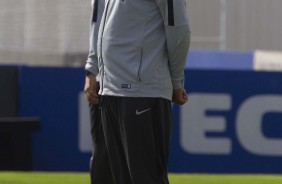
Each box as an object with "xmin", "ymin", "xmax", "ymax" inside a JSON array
[{"xmin": 136, "ymin": 108, "xmax": 151, "ymax": 115}]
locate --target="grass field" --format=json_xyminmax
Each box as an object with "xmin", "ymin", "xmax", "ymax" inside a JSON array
[{"xmin": 1, "ymin": 172, "xmax": 282, "ymax": 184}]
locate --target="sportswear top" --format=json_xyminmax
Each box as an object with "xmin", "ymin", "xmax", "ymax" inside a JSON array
[{"xmin": 85, "ymin": 0, "xmax": 191, "ymax": 100}]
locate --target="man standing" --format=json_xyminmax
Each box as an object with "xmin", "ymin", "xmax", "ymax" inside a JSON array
[
  {"xmin": 85, "ymin": 0, "xmax": 190, "ymax": 183},
  {"xmin": 85, "ymin": 0, "xmax": 114, "ymax": 184}
]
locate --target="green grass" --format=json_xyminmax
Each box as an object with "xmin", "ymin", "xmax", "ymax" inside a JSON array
[
  {"xmin": 0, "ymin": 172, "xmax": 89, "ymax": 184},
  {"xmin": 1, "ymin": 172, "xmax": 282, "ymax": 184}
]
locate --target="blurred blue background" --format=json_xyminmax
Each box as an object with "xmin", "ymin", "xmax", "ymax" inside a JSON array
[{"xmin": 1, "ymin": 0, "xmax": 282, "ymax": 173}]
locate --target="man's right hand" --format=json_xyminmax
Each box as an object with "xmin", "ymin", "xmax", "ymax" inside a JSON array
[
  {"xmin": 84, "ymin": 73, "xmax": 99, "ymax": 105},
  {"xmin": 172, "ymin": 88, "xmax": 188, "ymax": 105}
]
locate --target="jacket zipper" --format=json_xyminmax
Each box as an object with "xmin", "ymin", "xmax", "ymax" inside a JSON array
[{"xmin": 99, "ymin": 0, "xmax": 111, "ymax": 93}]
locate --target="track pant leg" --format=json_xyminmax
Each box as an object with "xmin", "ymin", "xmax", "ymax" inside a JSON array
[
  {"xmin": 89, "ymin": 87, "xmax": 114, "ymax": 184},
  {"xmin": 101, "ymin": 96, "xmax": 172, "ymax": 184}
]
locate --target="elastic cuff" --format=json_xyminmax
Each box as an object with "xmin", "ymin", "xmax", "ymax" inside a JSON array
[
  {"xmin": 85, "ymin": 63, "xmax": 99, "ymax": 76},
  {"xmin": 172, "ymin": 78, "xmax": 184, "ymax": 89}
]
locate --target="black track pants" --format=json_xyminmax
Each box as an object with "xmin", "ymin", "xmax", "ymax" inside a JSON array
[
  {"xmin": 101, "ymin": 96, "xmax": 172, "ymax": 184},
  {"xmin": 89, "ymin": 84, "xmax": 114, "ymax": 184}
]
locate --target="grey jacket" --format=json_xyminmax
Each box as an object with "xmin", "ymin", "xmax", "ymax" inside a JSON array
[{"xmin": 85, "ymin": 0, "xmax": 190, "ymax": 100}]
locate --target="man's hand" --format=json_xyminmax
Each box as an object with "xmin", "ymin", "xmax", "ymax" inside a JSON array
[
  {"xmin": 84, "ymin": 74, "xmax": 99, "ymax": 105},
  {"xmin": 172, "ymin": 88, "xmax": 188, "ymax": 105}
]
